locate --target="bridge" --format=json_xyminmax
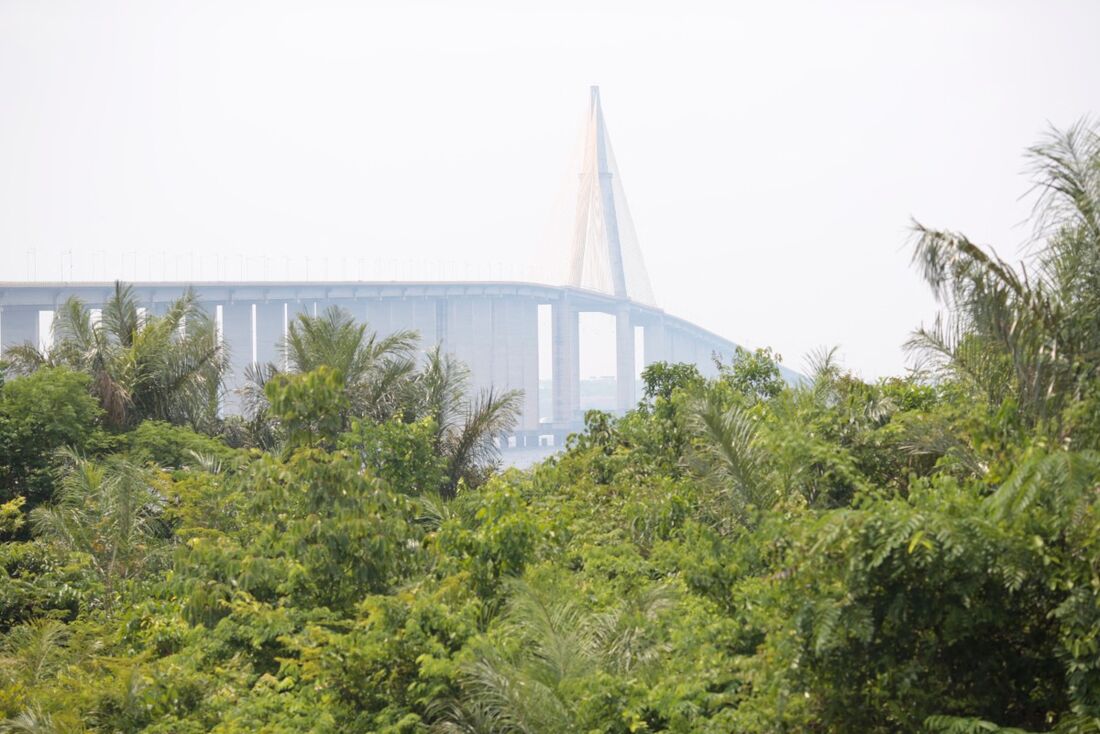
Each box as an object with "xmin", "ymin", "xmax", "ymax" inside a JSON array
[{"xmin": 0, "ymin": 88, "xmax": 745, "ymax": 434}]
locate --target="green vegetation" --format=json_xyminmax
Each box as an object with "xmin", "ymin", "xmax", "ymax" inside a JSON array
[
  {"xmin": 5, "ymin": 282, "xmax": 226, "ymax": 432},
  {"xmin": 1, "ymin": 122, "xmax": 1099, "ymax": 732}
]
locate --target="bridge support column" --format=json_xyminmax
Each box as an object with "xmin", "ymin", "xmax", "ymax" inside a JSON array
[
  {"xmin": 0, "ymin": 307, "xmax": 39, "ymax": 355},
  {"xmin": 434, "ymin": 300, "xmax": 448, "ymax": 349},
  {"xmin": 442, "ymin": 298, "xmax": 470, "ymax": 372},
  {"xmin": 389, "ymin": 299, "xmax": 415, "ymax": 342},
  {"xmin": 616, "ymin": 307, "xmax": 635, "ymax": 413},
  {"xmin": 362, "ymin": 300, "xmax": 391, "ymax": 339},
  {"xmin": 219, "ymin": 302, "xmax": 253, "ymax": 414},
  {"xmin": 697, "ymin": 341, "xmax": 716, "ymax": 377},
  {"xmin": 669, "ymin": 328, "xmax": 690, "ymax": 367},
  {"xmin": 491, "ymin": 300, "xmax": 509, "ymax": 400},
  {"xmin": 255, "ymin": 302, "xmax": 285, "ymax": 368},
  {"xmin": 494, "ymin": 298, "xmax": 540, "ymax": 431},
  {"xmin": 552, "ymin": 301, "xmax": 579, "ymax": 424},
  {"xmin": 522, "ymin": 309, "xmax": 539, "ymax": 430},
  {"xmin": 643, "ymin": 320, "xmax": 667, "ymax": 367},
  {"xmin": 412, "ymin": 298, "xmax": 440, "ymax": 347},
  {"xmin": 470, "ymin": 298, "xmax": 494, "ymax": 393}
]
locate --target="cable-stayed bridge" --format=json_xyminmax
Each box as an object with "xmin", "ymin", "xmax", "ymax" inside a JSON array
[{"xmin": 0, "ymin": 88, "xmax": 743, "ymax": 436}]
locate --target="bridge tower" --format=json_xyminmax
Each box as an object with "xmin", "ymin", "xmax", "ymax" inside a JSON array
[
  {"xmin": 566, "ymin": 86, "xmax": 655, "ymax": 305},
  {"xmin": 553, "ymin": 86, "xmax": 660, "ymax": 422}
]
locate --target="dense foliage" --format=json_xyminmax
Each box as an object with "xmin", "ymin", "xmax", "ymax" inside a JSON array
[{"xmin": 1, "ymin": 122, "xmax": 1099, "ymax": 732}]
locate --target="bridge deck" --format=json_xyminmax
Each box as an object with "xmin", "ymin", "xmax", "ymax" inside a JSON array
[{"xmin": 0, "ymin": 280, "xmax": 749, "ymax": 429}]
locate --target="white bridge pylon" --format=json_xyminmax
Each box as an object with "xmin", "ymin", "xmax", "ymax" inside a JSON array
[{"xmin": 566, "ymin": 86, "xmax": 657, "ymax": 307}]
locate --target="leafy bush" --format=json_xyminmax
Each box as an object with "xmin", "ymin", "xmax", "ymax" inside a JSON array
[{"xmin": 0, "ymin": 367, "xmax": 108, "ymax": 510}]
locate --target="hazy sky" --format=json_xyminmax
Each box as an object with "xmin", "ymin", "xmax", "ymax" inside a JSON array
[{"xmin": 2, "ymin": 1, "xmax": 1098, "ymax": 378}]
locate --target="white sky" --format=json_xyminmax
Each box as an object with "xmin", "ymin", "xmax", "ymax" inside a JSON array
[{"xmin": 1, "ymin": 0, "xmax": 1098, "ymax": 378}]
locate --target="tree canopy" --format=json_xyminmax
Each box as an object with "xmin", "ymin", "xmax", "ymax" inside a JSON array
[{"xmin": 1, "ymin": 120, "xmax": 1100, "ymax": 733}]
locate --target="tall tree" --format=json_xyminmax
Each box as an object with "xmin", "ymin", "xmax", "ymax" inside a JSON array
[
  {"xmin": 432, "ymin": 581, "xmax": 673, "ymax": 733},
  {"xmin": 283, "ymin": 305, "xmax": 419, "ymax": 424},
  {"xmin": 0, "ymin": 368, "xmax": 104, "ymax": 510},
  {"xmin": 909, "ymin": 120, "xmax": 1100, "ymax": 434},
  {"xmin": 414, "ymin": 346, "xmax": 522, "ymax": 495},
  {"xmin": 4, "ymin": 282, "xmax": 226, "ymax": 431},
  {"xmin": 31, "ymin": 452, "xmax": 166, "ymax": 607},
  {"xmin": 255, "ymin": 311, "xmax": 521, "ymax": 488}
]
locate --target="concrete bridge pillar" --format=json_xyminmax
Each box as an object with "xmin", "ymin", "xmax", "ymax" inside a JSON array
[
  {"xmin": 219, "ymin": 302, "xmax": 253, "ymax": 412},
  {"xmin": 521, "ymin": 307, "xmax": 540, "ymax": 429},
  {"xmin": 493, "ymin": 297, "xmax": 540, "ymax": 431},
  {"xmin": 362, "ymin": 299, "xmax": 391, "ymax": 339},
  {"xmin": 442, "ymin": 297, "xmax": 474, "ymax": 383},
  {"xmin": 698, "ymin": 341, "xmax": 717, "ymax": 377},
  {"xmin": 490, "ymin": 299, "xmax": 510, "ymax": 408},
  {"xmin": 439, "ymin": 297, "xmax": 493, "ymax": 393},
  {"xmin": 469, "ymin": 298, "xmax": 494, "ymax": 393},
  {"xmin": 552, "ymin": 300, "xmax": 580, "ymax": 424},
  {"xmin": 389, "ymin": 299, "xmax": 415, "ymax": 342},
  {"xmin": 643, "ymin": 319, "xmax": 667, "ymax": 367},
  {"xmin": 0, "ymin": 306, "xmax": 39, "ymax": 355},
  {"xmin": 412, "ymin": 298, "xmax": 439, "ymax": 347},
  {"xmin": 616, "ymin": 307, "xmax": 635, "ymax": 413},
  {"xmin": 434, "ymin": 300, "xmax": 448, "ymax": 349},
  {"xmin": 670, "ymin": 328, "xmax": 691, "ymax": 367},
  {"xmin": 254, "ymin": 302, "xmax": 285, "ymax": 368}
]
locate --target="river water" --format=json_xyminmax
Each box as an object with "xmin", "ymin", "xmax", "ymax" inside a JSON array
[{"xmin": 499, "ymin": 444, "xmax": 563, "ymax": 470}]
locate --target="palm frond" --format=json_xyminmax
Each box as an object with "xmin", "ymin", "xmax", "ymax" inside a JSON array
[
  {"xmin": 431, "ymin": 580, "xmax": 672, "ymax": 733},
  {"xmin": 986, "ymin": 449, "xmax": 1100, "ymax": 520},
  {"xmin": 504, "ymin": 579, "xmax": 593, "ymax": 685},
  {"xmin": 419, "ymin": 346, "xmax": 471, "ymax": 437},
  {"xmin": 100, "ymin": 281, "xmax": 142, "ymax": 348},
  {"xmin": 283, "ymin": 306, "xmax": 419, "ymax": 424},
  {"xmin": 0, "ymin": 344, "xmax": 50, "ymax": 376},
  {"xmin": 0, "ymin": 706, "xmax": 60, "ymax": 734},
  {"xmin": 239, "ymin": 361, "xmax": 281, "ymax": 421},
  {"xmin": 48, "ymin": 296, "xmax": 97, "ymax": 368},
  {"xmin": 685, "ymin": 394, "xmax": 764, "ymax": 519},
  {"xmin": 443, "ymin": 388, "xmax": 522, "ymax": 494},
  {"xmin": 910, "ymin": 224, "xmax": 1027, "ymax": 309},
  {"xmin": 909, "ymin": 219, "xmax": 1081, "ymax": 426},
  {"xmin": 0, "ymin": 619, "xmax": 71, "ymax": 686},
  {"xmin": 1026, "ymin": 118, "xmax": 1100, "ymax": 249},
  {"xmin": 31, "ymin": 454, "xmax": 167, "ymax": 603}
]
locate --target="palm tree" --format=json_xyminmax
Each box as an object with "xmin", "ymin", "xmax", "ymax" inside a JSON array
[
  {"xmin": 235, "ymin": 360, "xmax": 284, "ymax": 450},
  {"xmin": 908, "ymin": 120, "xmax": 1100, "ymax": 433},
  {"xmin": 431, "ymin": 581, "xmax": 673, "ymax": 733},
  {"xmin": 685, "ymin": 347, "xmax": 898, "ymax": 520},
  {"xmin": 283, "ymin": 305, "xmax": 419, "ymax": 424},
  {"xmin": 265, "ymin": 310, "xmax": 521, "ymax": 488},
  {"xmin": 414, "ymin": 346, "xmax": 522, "ymax": 496},
  {"xmin": 31, "ymin": 452, "xmax": 167, "ymax": 607},
  {"xmin": 685, "ymin": 392, "xmax": 764, "ymax": 523},
  {"xmin": 5, "ymin": 282, "xmax": 226, "ymax": 430},
  {"xmin": 0, "ymin": 707, "xmax": 59, "ymax": 734},
  {"xmin": 0, "ymin": 619, "xmax": 70, "ymax": 689}
]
